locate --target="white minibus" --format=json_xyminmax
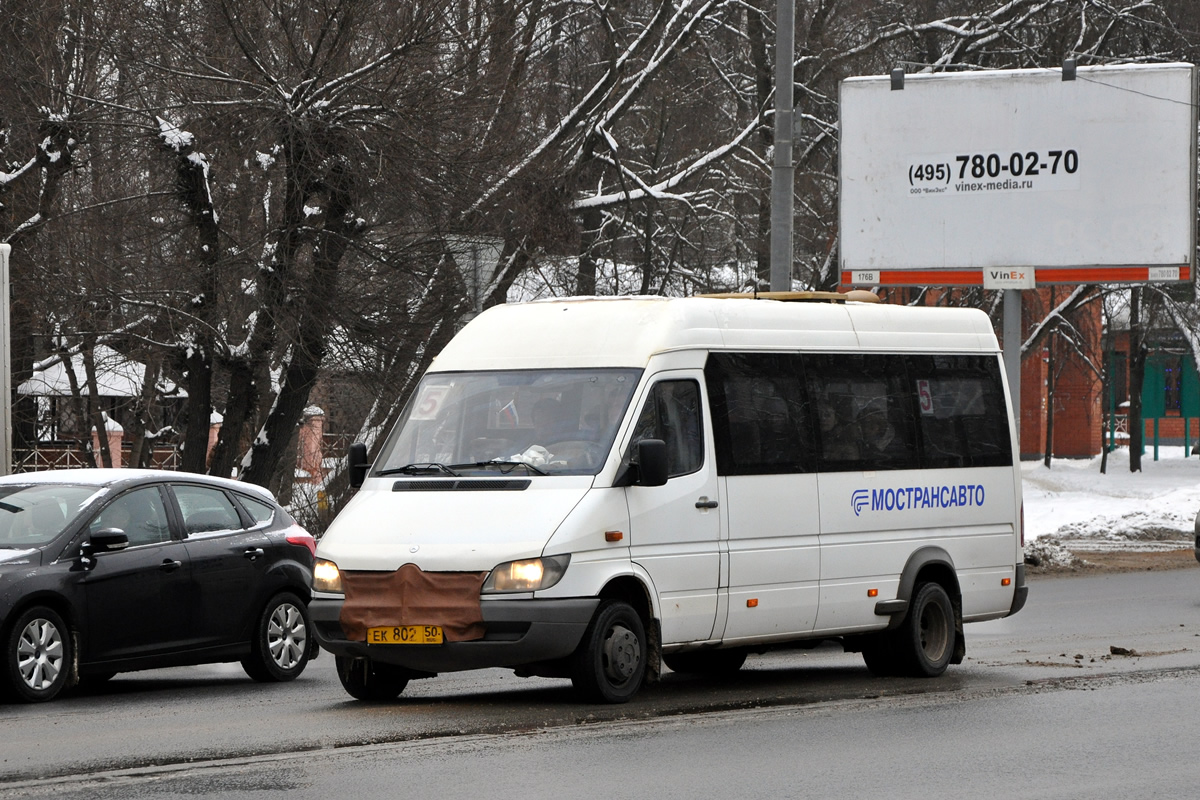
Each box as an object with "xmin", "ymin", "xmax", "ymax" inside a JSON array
[{"xmin": 311, "ymin": 292, "xmax": 1027, "ymax": 703}]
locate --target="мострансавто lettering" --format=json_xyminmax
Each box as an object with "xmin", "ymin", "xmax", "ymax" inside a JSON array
[{"xmin": 852, "ymin": 485, "xmax": 985, "ymax": 516}]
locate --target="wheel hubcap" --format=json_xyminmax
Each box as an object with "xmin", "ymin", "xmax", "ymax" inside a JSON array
[
  {"xmin": 17, "ymin": 618, "xmax": 64, "ymax": 691},
  {"xmin": 602, "ymin": 624, "xmax": 641, "ymax": 683},
  {"xmin": 919, "ymin": 601, "xmax": 949, "ymax": 662},
  {"xmin": 267, "ymin": 603, "xmax": 307, "ymax": 670}
]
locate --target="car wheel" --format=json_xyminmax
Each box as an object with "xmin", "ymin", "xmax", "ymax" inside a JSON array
[
  {"xmin": 5, "ymin": 606, "xmax": 73, "ymax": 703},
  {"xmin": 335, "ymin": 656, "xmax": 409, "ymax": 701},
  {"xmin": 570, "ymin": 601, "xmax": 646, "ymax": 703},
  {"xmin": 242, "ymin": 592, "xmax": 311, "ymax": 682},
  {"xmin": 896, "ymin": 582, "xmax": 956, "ymax": 677},
  {"xmin": 663, "ymin": 648, "xmax": 747, "ymax": 676}
]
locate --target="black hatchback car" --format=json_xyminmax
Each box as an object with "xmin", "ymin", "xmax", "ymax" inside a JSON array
[{"xmin": 0, "ymin": 469, "xmax": 317, "ymax": 702}]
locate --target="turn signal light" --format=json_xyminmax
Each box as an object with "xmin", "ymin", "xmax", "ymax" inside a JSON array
[
  {"xmin": 747, "ymin": 598, "xmax": 758, "ymax": 608},
  {"xmin": 1002, "ymin": 577, "xmax": 1012, "ymax": 586},
  {"xmin": 867, "ymin": 588, "xmax": 879, "ymax": 598},
  {"xmin": 605, "ymin": 531, "xmax": 624, "ymax": 542}
]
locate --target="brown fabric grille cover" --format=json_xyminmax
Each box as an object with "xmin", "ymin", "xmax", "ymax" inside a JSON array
[{"xmin": 339, "ymin": 564, "xmax": 489, "ymax": 642}]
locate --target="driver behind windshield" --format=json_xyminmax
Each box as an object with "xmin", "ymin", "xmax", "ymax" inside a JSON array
[{"xmin": 529, "ymin": 397, "xmax": 575, "ymax": 444}]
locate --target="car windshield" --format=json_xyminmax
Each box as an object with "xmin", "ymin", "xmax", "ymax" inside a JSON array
[
  {"xmin": 376, "ymin": 368, "xmax": 642, "ymax": 477},
  {"xmin": 0, "ymin": 484, "xmax": 99, "ymax": 547}
]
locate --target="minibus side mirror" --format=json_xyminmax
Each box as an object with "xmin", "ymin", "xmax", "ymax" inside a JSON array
[
  {"xmin": 635, "ymin": 439, "xmax": 668, "ymax": 487},
  {"xmin": 348, "ymin": 442, "xmax": 370, "ymax": 489}
]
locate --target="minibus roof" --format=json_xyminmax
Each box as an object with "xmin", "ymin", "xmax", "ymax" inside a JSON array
[{"xmin": 430, "ymin": 295, "xmax": 999, "ymax": 371}]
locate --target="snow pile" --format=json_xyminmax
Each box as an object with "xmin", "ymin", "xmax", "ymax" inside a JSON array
[
  {"xmin": 1023, "ymin": 448, "xmax": 1200, "ymax": 550},
  {"xmin": 1022, "ymin": 537, "xmax": 1086, "ymax": 569}
]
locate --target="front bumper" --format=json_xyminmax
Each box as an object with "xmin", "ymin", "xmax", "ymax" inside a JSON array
[{"xmin": 310, "ymin": 596, "xmax": 600, "ymax": 672}]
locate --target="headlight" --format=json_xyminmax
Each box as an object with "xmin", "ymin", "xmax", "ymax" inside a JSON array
[
  {"xmin": 313, "ymin": 558, "xmax": 343, "ymax": 593},
  {"xmin": 482, "ymin": 555, "xmax": 570, "ymax": 593}
]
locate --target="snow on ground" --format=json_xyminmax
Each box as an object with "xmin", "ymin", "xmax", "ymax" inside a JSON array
[{"xmin": 1023, "ymin": 446, "xmax": 1200, "ymax": 552}]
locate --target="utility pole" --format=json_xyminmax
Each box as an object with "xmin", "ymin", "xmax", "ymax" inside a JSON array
[{"xmin": 769, "ymin": 0, "xmax": 794, "ymax": 292}]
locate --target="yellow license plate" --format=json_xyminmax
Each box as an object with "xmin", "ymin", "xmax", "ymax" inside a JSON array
[{"xmin": 366, "ymin": 625, "xmax": 444, "ymax": 645}]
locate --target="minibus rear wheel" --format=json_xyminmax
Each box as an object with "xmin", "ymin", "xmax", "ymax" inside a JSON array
[
  {"xmin": 896, "ymin": 582, "xmax": 955, "ymax": 677},
  {"xmin": 335, "ymin": 655, "xmax": 409, "ymax": 701},
  {"xmin": 570, "ymin": 601, "xmax": 646, "ymax": 703}
]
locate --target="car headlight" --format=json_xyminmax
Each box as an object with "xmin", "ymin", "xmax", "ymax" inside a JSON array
[
  {"xmin": 313, "ymin": 558, "xmax": 343, "ymax": 593},
  {"xmin": 482, "ymin": 555, "xmax": 570, "ymax": 593}
]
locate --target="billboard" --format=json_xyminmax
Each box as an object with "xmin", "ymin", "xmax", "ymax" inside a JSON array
[{"xmin": 839, "ymin": 63, "xmax": 1197, "ymax": 287}]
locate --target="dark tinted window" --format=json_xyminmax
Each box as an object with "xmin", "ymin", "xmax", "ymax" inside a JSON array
[
  {"xmin": 908, "ymin": 354, "xmax": 1013, "ymax": 468},
  {"xmin": 173, "ymin": 485, "xmax": 244, "ymax": 535},
  {"xmin": 238, "ymin": 494, "xmax": 277, "ymax": 525},
  {"xmin": 704, "ymin": 351, "xmax": 1012, "ymax": 475},
  {"xmin": 91, "ymin": 487, "xmax": 172, "ymax": 547},
  {"xmin": 705, "ymin": 353, "xmax": 814, "ymax": 475},
  {"xmin": 807, "ymin": 354, "xmax": 920, "ymax": 472},
  {"xmin": 629, "ymin": 380, "xmax": 703, "ymax": 477}
]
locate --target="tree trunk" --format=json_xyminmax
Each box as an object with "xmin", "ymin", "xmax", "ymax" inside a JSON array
[
  {"xmin": 1043, "ymin": 326, "xmax": 1056, "ymax": 468},
  {"xmin": 125, "ymin": 352, "xmax": 162, "ymax": 469},
  {"xmin": 1129, "ymin": 287, "xmax": 1145, "ymax": 472},
  {"xmin": 1099, "ymin": 342, "xmax": 1110, "ymax": 475},
  {"xmin": 81, "ymin": 340, "xmax": 113, "ymax": 469},
  {"xmin": 747, "ymin": 0, "xmax": 772, "ymax": 290},
  {"xmin": 241, "ymin": 185, "xmax": 357, "ymax": 489},
  {"xmin": 179, "ymin": 346, "xmax": 213, "ymax": 473},
  {"xmin": 576, "ymin": 205, "xmax": 602, "ymax": 296}
]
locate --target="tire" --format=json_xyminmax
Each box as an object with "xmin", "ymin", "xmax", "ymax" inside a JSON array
[
  {"xmin": 895, "ymin": 582, "xmax": 956, "ymax": 677},
  {"xmin": 241, "ymin": 592, "xmax": 312, "ymax": 682},
  {"xmin": 335, "ymin": 656, "xmax": 409, "ymax": 702},
  {"xmin": 5, "ymin": 606, "xmax": 73, "ymax": 703},
  {"xmin": 663, "ymin": 648, "xmax": 747, "ymax": 676},
  {"xmin": 570, "ymin": 601, "xmax": 647, "ymax": 704}
]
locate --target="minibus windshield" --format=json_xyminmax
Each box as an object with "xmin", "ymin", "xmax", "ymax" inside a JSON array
[{"xmin": 376, "ymin": 368, "xmax": 642, "ymax": 477}]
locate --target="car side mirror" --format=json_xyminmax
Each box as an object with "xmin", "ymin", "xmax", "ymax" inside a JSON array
[
  {"xmin": 634, "ymin": 439, "xmax": 669, "ymax": 487},
  {"xmin": 348, "ymin": 442, "xmax": 370, "ymax": 489},
  {"xmin": 80, "ymin": 528, "xmax": 129, "ymax": 569}
]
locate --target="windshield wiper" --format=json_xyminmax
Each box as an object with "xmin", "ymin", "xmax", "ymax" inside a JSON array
[
  {"xmin": 376, "ymin": 463, "xmax": 460, "ymax": 477},
  {"xmin": 453, "ymin": 460, "xmax": 549, "ymax": 476}
]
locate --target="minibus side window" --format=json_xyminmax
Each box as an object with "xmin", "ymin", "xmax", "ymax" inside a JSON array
[
  {"xmin": 629, "ymin": 380, "xmax": 703, "ymax": 478},
  {"xmin": 806, "ymin": 354, "xmax": 920, "ymax": 473},
  {"xmin": 908, "ymin": 355, "xmax": 1013, "ymax": 468},
  {"xmin": 704, "ymin": 353, "xmax": 814, "ymax": 475}
]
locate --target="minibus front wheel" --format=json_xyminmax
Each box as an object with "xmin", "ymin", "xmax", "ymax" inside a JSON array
[
  {"xmin": 570, "ymin": 601, "xmax": 647, "ymax": 703},
  {"xmin": 335, "ymin": 655, "xmax": 409, "ymax": 701}
]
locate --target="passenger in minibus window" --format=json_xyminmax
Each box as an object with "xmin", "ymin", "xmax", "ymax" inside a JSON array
[
  {"xmin": 818, "ymin": 402, "xmax": 860, "ymax": 461},
  {"xmin": 858, "ymin": 399, "xmax": 909, "ymax": 464}
]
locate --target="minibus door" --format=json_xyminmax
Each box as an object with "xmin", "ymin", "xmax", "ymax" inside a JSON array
[{"xmin": 624, "ymin": 376, "xmax": 721, "ymax": 644}]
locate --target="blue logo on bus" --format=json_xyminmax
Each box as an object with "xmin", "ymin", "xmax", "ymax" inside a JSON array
[
  {"xmin": 851, "ymin": 489, "xmax": 871, "ymax": 516},
  {"xmin": 853, "ymin": 484, "xmax": 985, "ymax": 516}
]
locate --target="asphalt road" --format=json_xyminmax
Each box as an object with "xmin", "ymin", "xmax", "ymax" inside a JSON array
[{"xmin": 3, "ymin": 566, "xmax": 1199, "ymax": 797}]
